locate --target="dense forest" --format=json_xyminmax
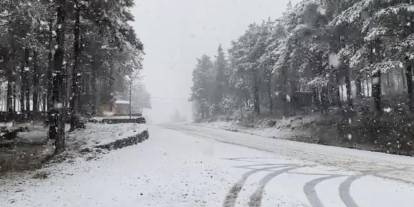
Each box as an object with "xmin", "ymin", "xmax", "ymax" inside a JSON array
[
  {"xmin": 192, "ymin": 0, "xmax": 414, "ymax": 118},
  {"xmin": 0, "ymin": 0, "xmax": 144, "ymax": 153},
  {"xmin": 191, "ymin": 0, "xmax": 414, "ymax": 152}
]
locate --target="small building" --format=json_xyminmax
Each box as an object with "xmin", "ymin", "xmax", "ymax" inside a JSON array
[
  {"xmin": 100, "ymin": 97, "xmax": 143, "ymax": 117},
  {"xmin": 113, "ymin": 99, "xmax": 130, "ymax": 115}
]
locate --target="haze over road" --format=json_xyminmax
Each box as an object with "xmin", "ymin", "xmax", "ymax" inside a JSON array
[{"xmin": 131, "ymin": 0, "xmax": 300, "ymax": 123}]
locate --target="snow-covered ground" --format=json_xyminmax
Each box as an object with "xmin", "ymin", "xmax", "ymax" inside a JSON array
[
  {"xmin": 168, "ymin": 123, "xmax": 414, "ymax": 184},
  {"xmin": 17, "ymin": 125, "xmax": 48, "ymax": 145},
  {"xmin": 0, "ymin": 122, "xmax": 147, "ymax": 173},
  {"xmin": 196, "ymin": 120, "xmax": 298, "ymax": 139},
  {"xmin": 0, "ymin": 122, "xmax": 49, "ymax": 145},
  {"xmin": 195, "ymin": 117, "xmax": 318, "ymax": 140},
  {"xmin": 1, "ymin": 124, "xmax": 413, "ymax": 207},
  {"xmin": 68, "ymin": 123, "xmax": 147, "ymax": 148}
]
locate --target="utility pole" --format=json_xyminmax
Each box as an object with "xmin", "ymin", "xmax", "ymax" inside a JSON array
[{"xmin": 129, "ymin": 78, "xmax": 132, "ymax": 119}]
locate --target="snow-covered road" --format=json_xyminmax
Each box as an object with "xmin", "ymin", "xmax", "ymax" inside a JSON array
[{"xmin": 1, "ymin": 124, "xmax": 414, "ymax": 207}]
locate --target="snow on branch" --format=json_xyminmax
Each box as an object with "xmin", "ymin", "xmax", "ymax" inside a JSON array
[{"xmin": 370, "ymin": 60, "xmax": 404, "ymax": 75}]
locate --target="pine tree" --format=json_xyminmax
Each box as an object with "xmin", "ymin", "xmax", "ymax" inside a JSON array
[
  {"xmin": 213, "ymin": 45, "xmax": 228, "ymax": 114},
  {"xmin": 191, "ymin": 55, "xmax": 215, "ymax": 120}
]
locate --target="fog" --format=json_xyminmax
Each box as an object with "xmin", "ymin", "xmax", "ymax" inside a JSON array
[{"xmin": 131, "ymin": 0, "xmax": 298, "ymax": 123}]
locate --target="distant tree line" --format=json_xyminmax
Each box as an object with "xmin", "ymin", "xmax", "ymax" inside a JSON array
[
  {"xmin": 191, "ymin": 0, "xmax": 414, "ymax": 121},
  {"xmin": 0, "ymin": 0, "xmax": 143, "ymax": 153}
]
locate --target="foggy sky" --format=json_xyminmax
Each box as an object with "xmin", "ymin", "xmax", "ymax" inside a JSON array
[{"xmin": 131, "ymin": 0, "xmax": 299, "ymax": 123}]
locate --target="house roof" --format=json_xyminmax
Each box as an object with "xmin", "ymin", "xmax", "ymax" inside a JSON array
[{"xmin": 115, "ymin": 100, "xmax": 130, "ymax": 105}]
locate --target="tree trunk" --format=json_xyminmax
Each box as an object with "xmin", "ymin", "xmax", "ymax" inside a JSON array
[
  {"xmin": 33, "ymin": 51, "xmax": 39, "ymax": 113},
  {"xmin": 70, "ymin": 0, "xmax": 81, "ymax": 131},
  {"xmin": 50, "ymin": 0, "xmax": 66, "ymax": 154},
  {"xmin": 5, "ymin": 0, "xmax": 14, "ymax": 115},
  {"xmin": 373, "ymin": 71, "xmax": 382, "ymax": 114},
  {"xmin": 20, "ymin": 63, "xmax": 24, "ymax": 112},
  {"xmin": 267, "ymin": 78, "xmax": 273, "ymax": 114},
  {"xmin": 335, "ymin": 73, "xmax": 343, "ymax": 109},
  {"xmin": 6, "ymin": 80, "xmax": 13, "ymax": 113},
  {"xmin": 108, "ymin": 64, "xmax": 114, "ymax": 111},
  {"xmin": 356, "ymin": 78, "xmax": 362, "ymax": 99},
  {"xmin": 64, "ymin": 63, "xmax": 70, "ymax": 108},
  {"xmin": 91, "ymin": 59, "xmax": 98, "ymax": 115},
  {"xmin": 47, "ymin": 18, "xmax": 54, "ymax": 113},
  {"xmin": 24, "ymin": 48, "xmax": 31, "ymax": 113},
  {"xmin": 345, "ymin": 68, "xmax": 353, "ymax": 108},
  {"xmin": 4, "ymin": 52, "xmax": 13, "ymax": 113},
  {"xmin": 321, "ymin": 86, "xmax": 329, "ymax": 114},
  {"xmin": 371, "ymin": 40, "xmax": 382, "ymax": 114},
  {"xmin": 13, "ymin": 84, "xmax": 16, "ymax": 113},
  {"xmin": 406, "ymin": 63, "xmax": 413, "ymax": 111},
  {"xmin": 253, "ymin": 72, "xmax": 260, "ymax": 115},
  {"xmin": 42, "ymin": 93, "xmax": 47, "ymax": 112},
  {"xmin": 281, "ymin": 66, "xmax": 289, "ymax": 116}
]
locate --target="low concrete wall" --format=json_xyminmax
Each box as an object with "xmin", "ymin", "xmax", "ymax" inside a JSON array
[
  {"xmin": 96, "ymin": 130, "xmax": 149, "ymax": 151},
  {"xmin": 90, "ymin": 117, "xmax": 146, "ymax": 124}
]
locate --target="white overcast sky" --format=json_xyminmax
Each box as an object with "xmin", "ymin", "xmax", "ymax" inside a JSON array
[{"xmin": 131, "ymin": 0, "xmax": 299, "ymax": 123}]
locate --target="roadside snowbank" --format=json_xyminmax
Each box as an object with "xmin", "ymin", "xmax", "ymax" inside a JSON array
[{"xmin": 196, "ymin": 115, "xmax": 321, "ymax": 141}]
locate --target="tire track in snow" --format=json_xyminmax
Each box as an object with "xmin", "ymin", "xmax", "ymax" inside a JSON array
[
  {"xmin": 303, "ymin": 175, "xmax": 343, "ymax": 207},
  {"xmin": 339, "ymin": 175, "xmax": 363, "ymax": 207},
  {"xmin": 225, "ymin": 157, "xmax": 277, "ymax": 162},
  {"xmin": 247, "ymin": 167, "xmax": 298, "ymax": 207},
  {"xmin": 288, "ymin": 167, "xmax": 408, "ymax": 207},
  {"xmin": 165, "ymin": 125, "xmax": 414, "ymax": 207},
  {"xmin": 235, "ymin": 163, "xmax": 288, "ymax": 170},
  {"xmin": 222, "ymin": 165, "xmax": 290, "ymax": 207}
]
